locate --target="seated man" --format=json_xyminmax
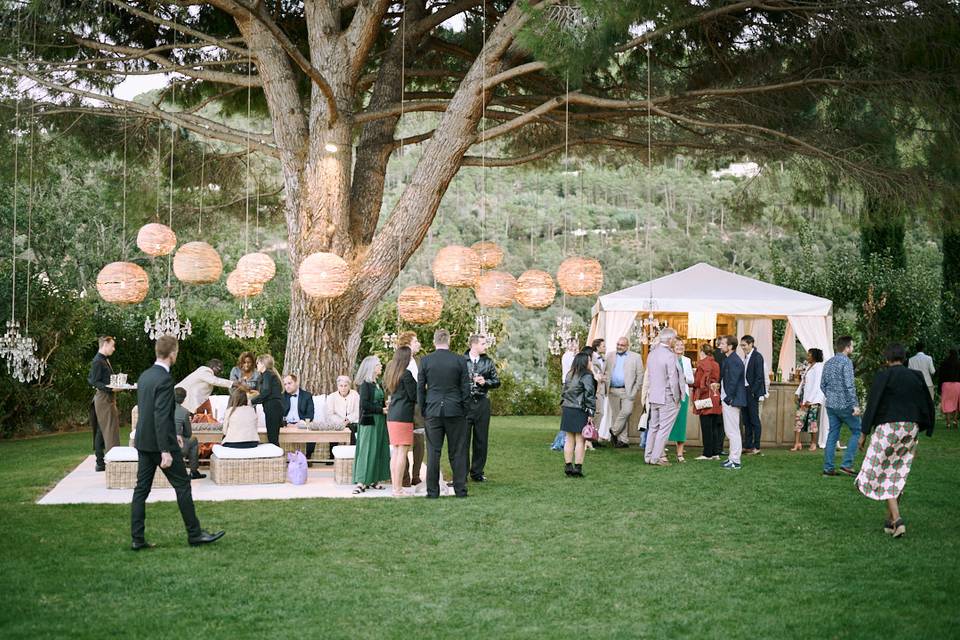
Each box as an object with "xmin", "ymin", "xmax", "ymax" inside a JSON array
[
  {"xmin": 176, "ymin": 359, "xmax": 234, "ymax": 414},
  {"xmin": 174, "ymin": 387, "xmax": 205, "ymax": 479},
  {"xmin": 282, "ymin": 374, "xmax": 316, "ymax": 457}
]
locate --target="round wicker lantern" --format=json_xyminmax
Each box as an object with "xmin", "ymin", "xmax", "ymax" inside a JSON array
[
  {"xmin": 96, "ymin": 261, "xmax": 149, "ymax": 305},
  {"xmin": 136, "ymin": 223, "xmax": 177, "ymax": 257},
  {"xmin": 471, "ymin": 241, "xmax": 504, "ymax": 270},
  {"xmin": 515, "ymin": 269, "xmax": 556, "ymax": 310},
  {"xmin": 474, "ymin": 271, "xmax": 516, "ymax": 308},
  {"xmin": 226, "ymin": 270, "xmax": 264, "ymax": 298},
  {"xmin": 431, "ymin": 245, "xmax": 481, "ymax": 287},
  {"xmin": 173, "ymin": 241, "xmax": 223, "ymax": 284},
  {"xmin": 398, "ymin": 285, "xmax": 444, "ymax": 325},
  {"xmin": 237, "ymin": 252, "xmax": 276, "ymax": 284},
  {"xmin": 557, "ymin": 256, "xmax": 604, "ymax": 297},
  {"xmin": 298, "ymin": 252, "xmax": 350, "ymax": 299}
]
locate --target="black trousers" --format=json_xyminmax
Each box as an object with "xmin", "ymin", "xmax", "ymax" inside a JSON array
[
  {"xmin": 425, "ymin": 415, "xmax": 468, "ymax": 498},
  {"xmin": 263, "ymin": 400, "xmax": 284, "ymax": 446},
  {"xmin": 699, "ymin": 413, "xmax": 724, "ymax": 457},
  {"xmin": 466, "ymin": 395, "xmax": 491, "ymax": 480},
  {"xmin": 91, "ymin": 401, "xmax": 105, "ymax": 467},
  {"xmin": 743, "ymin": 397, "xmax": 762, "ymax": 450},
  {"xmin": 131, "ymin": 450, "xmax": 202, "ymax": 543}
]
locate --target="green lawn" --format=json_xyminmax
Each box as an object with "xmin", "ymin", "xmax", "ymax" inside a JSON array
[{"xmin": 1, "ymin": 417, "xmax": 958, "ymax": 639}]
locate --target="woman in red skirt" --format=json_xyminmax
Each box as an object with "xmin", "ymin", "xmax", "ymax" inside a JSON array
[{"xmin": 384, "ymin": 346, "xmax": 417, "ymax": 497}]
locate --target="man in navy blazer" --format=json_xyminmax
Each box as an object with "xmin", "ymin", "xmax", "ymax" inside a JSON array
[
  {"xmin": 740, "ymin": 335, "xmax": 768, "ymax": 454},
  {"xmin": 715, "ymin": 335, "xmax": 747, "ymax": 469},
  {"xmin": 282, "ymin": 373, "xmax": 316, "ymax": 457}
]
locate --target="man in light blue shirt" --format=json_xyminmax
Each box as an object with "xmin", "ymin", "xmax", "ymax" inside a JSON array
[
  {"xmin": 820, "ymin": 336, "xmax": 861, "ymax": 476},
  {"xmin": 604, "ymin": 337, "xmax": 643, "ymax": 448}
]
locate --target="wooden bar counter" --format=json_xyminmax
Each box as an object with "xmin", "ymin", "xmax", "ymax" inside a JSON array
[{"xmin": 627, "ymin": 381, "xmax": 811, "ymax": 448}]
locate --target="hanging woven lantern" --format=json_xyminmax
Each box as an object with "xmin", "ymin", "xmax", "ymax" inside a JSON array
[
  {"xmin": 226, "ymin": 270, "xmax": 264, "ymax": 298},
  {"xmin": 96, "ymin": 261, "xmax": 149, "ymax": 305},
  {"xmin": 471, "ymin": 241, "xmax": 504, "ymax": 270},
  {"xmin": 431, "ymin": 245, "xmax": 481, "ymax": 287},
  {"xmin": 237, "ymin": 252, "xmax": 276, "ymax": 284},
  {"xmin": 474, "ymin": 271, "xmax": 516, "ymax": 308},
  {"xmin": 173, "ymin": 241, "xmax": 223, "ymax": 284},
  {"xmin": 557, "ymin": 256, "xmax": 604, "ymax": 297},
  {"xmin": 136, "ymin": 223, "xmax": 177, "ymax": 257},
  {"xmin": 398, "ymin": 285, "xmax": 444, "ymax": 324},
  {"xmin": 299, "ymin": 252, "xmax": 350, "ymax": 298},
  {"xmin": 516, "ymin": 270, "xmax": 556, "ymax": 309}
]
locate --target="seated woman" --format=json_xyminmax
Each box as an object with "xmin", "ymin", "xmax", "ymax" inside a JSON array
[
  {"xmin": 220, "ymin": 389, "xmax": 260, "ymax": 448},
  {"xmin": 326, "ymin": 375, "xmax": 360, "ymax": 444},
  {"xmin": 230, "ymin": 351, "xmax": 261, "ymax": 393}
]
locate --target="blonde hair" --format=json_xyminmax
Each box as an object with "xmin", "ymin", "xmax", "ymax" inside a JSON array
[{"xmin": 257, "ymin": 354, "xmax": 280, "ymax": 380}]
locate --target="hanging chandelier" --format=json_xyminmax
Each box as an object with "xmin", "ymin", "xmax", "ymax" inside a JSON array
[
  {"xmin": 548, "ymin": 314, "xmax": 575, "ymax": 356},
  {"xmin": 223, "ymin": 299, "xmax": 266, "ymax": 340},
  {"xmin": 5, "ymin": 333, "xmax": 46, "ymax": 383},
  {"xmin": 474, "ymin": 313, "xmax": 497, "ymax": 348},
  {"xmin": 382, "ymin": 332, "xmax": 399, "ymax": 351},
  {"xmin": 145, "ymin": 297, "xmax": 192, "ymax": 340},
  {"xmin": 633, "ymin": 311, "xmax": 667, "ymax": 346},
  {"xmin": 223, "ymin": 315, "xmax": 266, "ymax": 340}
]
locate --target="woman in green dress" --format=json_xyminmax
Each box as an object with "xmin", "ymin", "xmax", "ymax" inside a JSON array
[
  {"xmin": 352, "ymin": 355, "xmax": 391, "ymax": 493},
  {"xmin": 669, "ymin": 338, "xmax": 695, "ymax": 462}
]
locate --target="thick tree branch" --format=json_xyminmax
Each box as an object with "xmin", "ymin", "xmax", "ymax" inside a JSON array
[
  {"xmin": 414, "ymin": 0, "xmax": 483, "ymax": 37},
  {"xmin": 483, "ymin": 61, "xmax": 547, "ymax": 90},
  {"xmin": 208, "ymin": 0, "xmax": 341, "ymax": 124},
  {"xmin": 345, "ymin": 0, "xmax": 393, "ymax": 85},
  {"xmin": 104, "ymin": 0, "xmax": 250, "ymax": 56},
  {"xmin": 2, "ymin": 62, "xmax": 279, "ymax": 157}
]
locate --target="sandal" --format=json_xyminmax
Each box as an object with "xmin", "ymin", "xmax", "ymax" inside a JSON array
[
  {"xmin": 370, "ymin": 483, "xmax": 385, "ymax": 490},
  {"xmin": 677, "ymin": 455, "xmax": 685, "ymax": 463},
  {"xmin": 352, "ymin": 485, "xmax": 367, "ymax": 494}
]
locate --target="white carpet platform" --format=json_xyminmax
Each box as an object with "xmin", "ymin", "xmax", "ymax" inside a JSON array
[{"xmin": 37, "ymin": 456, "xmax": 448, "ymax": 505}]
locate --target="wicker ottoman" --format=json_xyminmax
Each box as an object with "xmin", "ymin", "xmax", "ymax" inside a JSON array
[
  {"xmin": 104, "ymin": 446, "xmax": 172, "ymax": 490},
  {"xmin": 210, "ymin": 444, "xmax": 286, "ymax": 485},
  {"xmin": 332, "ymin": 445, "xmax": 356, "ymax": 485}
]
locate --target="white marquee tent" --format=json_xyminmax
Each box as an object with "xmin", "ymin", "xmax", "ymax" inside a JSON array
[{"xmin": 588, "ymin": 263, "xmax": 835, "ymax": 376}]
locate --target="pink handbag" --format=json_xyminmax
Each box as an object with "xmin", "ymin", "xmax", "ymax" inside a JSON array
[{"xmin": 582, "ymin": 421, "xmax": 598, "ymax": 441}]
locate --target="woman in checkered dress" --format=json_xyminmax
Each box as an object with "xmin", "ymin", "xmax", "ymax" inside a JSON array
[{"xmin": 856, "ymin": 344, "xmax": 935, "ymax": 538}]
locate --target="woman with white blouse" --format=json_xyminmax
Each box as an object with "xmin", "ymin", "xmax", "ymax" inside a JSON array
[
  {"xmin": 792, "ymin": 348, "xmax": 825, "ymax": 451},
  {"xmin": 326, "ymin": 375, "xmax": 360, "ymax": 444}
]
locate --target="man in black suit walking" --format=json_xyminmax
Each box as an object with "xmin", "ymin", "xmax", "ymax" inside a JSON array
[
  {"xmin": 418, "ymin": 328, "xmax": 471, "ymax": 498},
  {"xmin": 130, "ymin": 335, "xmax": 224, "ymax": 550},
  {"xmin": 740, "ymin": 335, "xmax": 768, "ymax": 454}
]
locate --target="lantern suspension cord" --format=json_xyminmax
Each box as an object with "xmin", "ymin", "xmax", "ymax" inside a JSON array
[
  {"xmin": 198, "ymin": 143, "xmax": 205, "ymax": 234},
  {"xmin": 122, "ymin": 109, "xmax": 128, "ymax": 260},
  {"xmin": 9, "ymin": 5, "xmax": 21, "ymax": 324},
  {"xmin": 645, "ymin": 43, "xmax": 655, "ymax": 306},
  {"xmin": 155, "ymin": 121, "xmax": 162, "ymax": 222},
  {"xmin": 479, "ymin": 1, "xmax": 486, "ymax": 254},
  {"xmin": 25, "ymin": 10, "xmax": 38, "ymax": 334},
  {"xmin": 562, "ymin": 71, "xmax": 570, "ymax": 259},
  {"xmin": 396, "ymin": 1, "xmax": 406, "ymax": 320},
  {"xmin": 244, "ymin": 46, "xmax": 252, "ymax": 255},
  {"xmin": 166, "ymin": 11, "xmax": 178, "ymax": 291}
]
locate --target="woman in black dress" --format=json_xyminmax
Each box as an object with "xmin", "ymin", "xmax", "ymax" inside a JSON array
[
  {"xmin": 560, "ymin": 352, "xmax": 596, "ymax": 478},
  {"xmin": 251, "ymin": 354, "xmax": 284, "ymax": 446}
]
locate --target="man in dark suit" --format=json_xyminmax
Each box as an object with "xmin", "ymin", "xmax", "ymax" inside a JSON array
[
  {"xmin": 714, "ymin": 334, "xmax": 747, "ymax": 470},
  {"xmin": 130, "ymin": 335, "xmax": 224, "ymax": 550},
  {"xmin": 282, "ymin": 373, "xmax": 317, "ymax": 458},
  {"xmin": 740, "ymin": 335, "xmax": 768, "ymax": 454},
  {"xmin": 417, "ymin": 328, "xmax": 471, "ymax": 498}
]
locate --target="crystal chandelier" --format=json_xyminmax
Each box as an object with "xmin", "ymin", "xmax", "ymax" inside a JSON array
[
  {"xmin": 223, "ymin": 300, "xmax": 266, "ymax": 340},
  {"xmin": 2, "ymin": 323, "xmax": 46, "ymax": 383},
  {"xmin": 474, "ymin": 313, "xmax": 496, "ymax": 348},
  {"xmin": 633, "ymin": 311, "xmax": 666, "ymax": 346},
  {"xmin": 223, "ymin": 315, "xmax": 266, "ymax": 340},
  {"xmin": 381, "ymin": 332, "xmax": 399, "ymax": 350},
  {"xmin": 145, "ymin": 297, "xmax": 192, "ymax": 340},
  {"xmin": 548, "ymin": 314, "xmax": 574, "ymax": 356},
  {"xmin": 0, "ymin": 320, "xmax": 22, "ymax": 359}
]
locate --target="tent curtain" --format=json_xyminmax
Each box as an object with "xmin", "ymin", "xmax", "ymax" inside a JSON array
[
  {"xmin": 688, "ymin": 311, "xmax": 717, "ymax": 340},
  {"xmin": 778, "ymin": 322, "xmax": 797, "ymax": 378},
  {"xmin": 590, "ymin": 310, "xmax": 639, "ymax": 352},
  {"xmin": 788, "ymin": 315, "xmax": 834, "ymax": 360},
  {"xmin": 737, "ymin": 318, "xmax": 773, "ymax": 382}
]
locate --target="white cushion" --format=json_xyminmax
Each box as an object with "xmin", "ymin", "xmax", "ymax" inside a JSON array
[
  {"xmin": 211, "ymin": 443, "xmax": 284, "ymax": 459},
  {"xmin": 104, "ymin": 446, "xmax": 139, "ymax": 462},
  {"xmin": 332, "ymin": 445, "xmax": 356, "ymax": 459}
]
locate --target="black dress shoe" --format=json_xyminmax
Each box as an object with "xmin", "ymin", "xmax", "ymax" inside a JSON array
[
  {"xmin": 190, "ymin": 471, "xmax": 207, "ymax": 479},
  {"xmin": 471, "ymin": 475, "xmax": 487, "ymax": 482},
  {"xmin": 95, "ymin": 465, "xmax": 106, "ymax": 472},
  {"xmin": 131, "ymin": 541, "xmax": 156, "ymax": 551},
  {"xmin": 188, "ymin": 530, "xmax": 225, "ymax": 546}
]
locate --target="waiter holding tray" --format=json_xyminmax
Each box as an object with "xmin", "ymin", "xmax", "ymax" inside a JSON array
[{"xmin": 88, "ymin": 335, "xmax": 121, "ymax": 472}]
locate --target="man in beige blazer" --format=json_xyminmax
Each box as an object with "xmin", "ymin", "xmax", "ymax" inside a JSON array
[{"xmin": 605, "ymin": 336, "xmax": 643, "ymax": 447}]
